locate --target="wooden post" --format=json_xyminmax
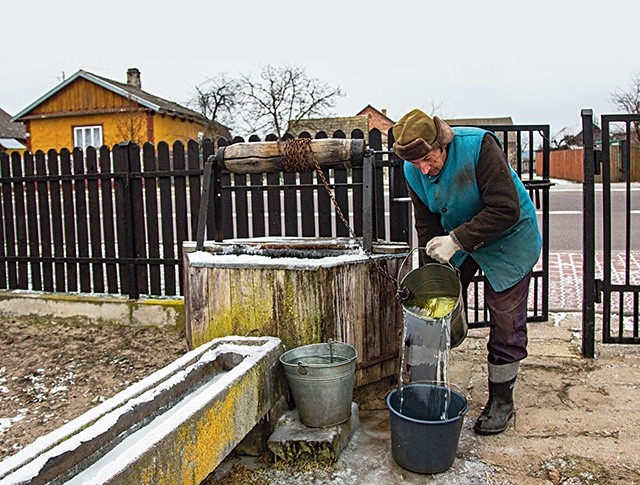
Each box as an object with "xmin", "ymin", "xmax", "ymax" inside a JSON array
[
  {"xmin": 116, "ymin": 141, "xmax": 140, "ymax": 300},
  {"xmin": 212, "ymin": 148, "xmax": 224, "ymax": 242},
  {"xmin": 221, "ymin": 138, "xmax": 365, "ymax": 174}
]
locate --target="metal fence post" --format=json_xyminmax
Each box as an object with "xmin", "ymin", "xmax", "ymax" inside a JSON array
[
  {"xmin": 195, "ymin": 148, "xmax": 225, "ymax": 250},
  {"xmin": 581, "ymin": 108, "xmax": 596, "ymax": 358},
  {"xmin": 362, "ymin": 148, "xmax": 374, "ymax": 252}
]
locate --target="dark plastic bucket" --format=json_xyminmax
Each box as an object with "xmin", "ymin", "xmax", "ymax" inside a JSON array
[{"xmin": 386, "ymin": 383, "xmax": 468, "ymax": 474}]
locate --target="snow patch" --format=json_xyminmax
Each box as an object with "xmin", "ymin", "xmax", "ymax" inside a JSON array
[{"xmin": 0, "ymin": 410, "xmax": 27, "ymax": 435}]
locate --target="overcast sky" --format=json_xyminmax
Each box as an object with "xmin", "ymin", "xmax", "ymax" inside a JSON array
[{"xmin": 2, "ymin": 0, "xmax": 638, "ymax": 139}]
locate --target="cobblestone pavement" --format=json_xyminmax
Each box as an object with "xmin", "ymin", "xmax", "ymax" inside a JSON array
[
  {"xmin": 467, "ymin": 251, "xmax": 640, "ymax": 314},
  {"xmin": 545, "ymin": 251, "xmax": 640, "ymax": 312}
]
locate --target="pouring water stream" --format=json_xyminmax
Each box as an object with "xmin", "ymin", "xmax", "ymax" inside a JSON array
[{"xmin": 397, "ymin": 310, "xmax": 453, "ymax": 420}]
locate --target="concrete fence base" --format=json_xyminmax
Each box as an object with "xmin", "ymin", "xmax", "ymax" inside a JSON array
[{"xmin": 0, "ymin": 290, "xmax": 185, "ymax": 330}]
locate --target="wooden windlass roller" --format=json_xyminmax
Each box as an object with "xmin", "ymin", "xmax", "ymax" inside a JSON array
[{"xmin": 219, "ymin": 138, "xmax": 366, "ymax": 174}]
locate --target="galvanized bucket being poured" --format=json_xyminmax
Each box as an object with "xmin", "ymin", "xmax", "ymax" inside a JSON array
[{"xmin": 396, "ymin": 250, "xmax": 468, "ymax": 350}]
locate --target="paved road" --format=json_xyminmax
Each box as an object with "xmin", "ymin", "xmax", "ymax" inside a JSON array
[{"xmin": 542, "ymin": 181, "xmax": 640, "ymax": 252}]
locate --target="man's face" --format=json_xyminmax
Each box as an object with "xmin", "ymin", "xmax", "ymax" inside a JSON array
[{"xmin": 409, "ymin": 147, "xmax": 446, "ymax": 176}]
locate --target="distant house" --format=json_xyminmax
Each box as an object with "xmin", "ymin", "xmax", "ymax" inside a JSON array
[
  {"xmin": 0, "ymin": 107, "xmax": 27, "ymax": 153},
  {"xmin": 11, "ymin": 68, "xmax": 229, "ymax": 153},
  {"xmin": 445, "ymin": 116, "xmax": 514, "ymax": 128},
  {"xmin": 287, "ymin": 115, "xmax": 369, "ymax": 142},
  {"xmin": 552, "ymin": 123, "xmax": 602, "ymax": 149},
  {"xmin": 356, "ymin": 105, "xmax": 395, "ymax": 147},
  {"xmin": 286, "ymin": 105, "xmax": 395, "ymax": 148},
  {"xmin": 446, "ymin": 116, "xmax": 519, "ymax": 167}
]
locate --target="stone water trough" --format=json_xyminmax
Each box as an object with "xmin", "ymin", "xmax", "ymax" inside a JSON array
[
  {"xmin": 0, "ymin": 336, "xmax": 286, "ymax": 485},
  {"xmin": 184, "ymin": 237, "xmax": 409, "ymax": 387}
]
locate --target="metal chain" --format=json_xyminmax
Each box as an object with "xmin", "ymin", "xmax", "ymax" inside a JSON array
[
  {"xmin": 281, "ymin": 139, "xmax": 402, "ymax": 288},
  {"xmin": 281, "ymin": 138, "xmax": 314, "ymax": 172}
]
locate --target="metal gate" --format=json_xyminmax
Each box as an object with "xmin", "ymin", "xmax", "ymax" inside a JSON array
[{"xmin": 582, "ymin": 109, "xmax": 640, "ymax": 357}]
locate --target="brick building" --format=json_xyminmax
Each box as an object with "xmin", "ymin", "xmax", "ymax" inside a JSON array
[
  {"xmin": 356, "ymin": 105, "xmax": 395, "ymax": 146},
  {"xmin": 287, "ymin": 105, "xmax": 395, "ymax": 148},
  {"xmin": 288, "ymin": 115, "xmax": 369, "ymax": 141}
]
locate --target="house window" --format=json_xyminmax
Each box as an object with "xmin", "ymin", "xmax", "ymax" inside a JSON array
[{"xmin": 73, "ymin": 125, "xmax": 103, "ymax": 150}]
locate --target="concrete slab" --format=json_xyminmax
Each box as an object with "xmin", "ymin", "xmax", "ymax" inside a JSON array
[
  {"xmin": 268, "ymin": 403, "xmax": 360, "ymax": 465},
  {"xmin": 0, "ymin": 290, "xmax": 184, "ymax": 330}
]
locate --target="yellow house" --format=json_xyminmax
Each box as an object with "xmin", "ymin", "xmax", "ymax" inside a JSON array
[{"xmin": 11, "ymin": 68, "xmax": 222, "ymax": 153}]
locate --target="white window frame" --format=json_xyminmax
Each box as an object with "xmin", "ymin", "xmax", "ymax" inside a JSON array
[{"xmin": 73, "ymin": 125, "xmax": 103, "ymax": 151}]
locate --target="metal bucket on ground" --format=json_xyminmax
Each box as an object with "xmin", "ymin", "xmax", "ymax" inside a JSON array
[
  {"xmin": 279, "ymin": 341, "xmax": 357, "ymax": 427},
  {"xmin": 386, "ymin": 382, "xmax": 468, "ymax": 474}
]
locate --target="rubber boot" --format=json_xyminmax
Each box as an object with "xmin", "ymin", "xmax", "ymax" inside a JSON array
[
  {"xmin": 473, "ymin": 377, "xmax": 516, "ymax": 435},
  {"xmin": 473, "ymin": 362, "xmax": 520, "ymax": 435}
]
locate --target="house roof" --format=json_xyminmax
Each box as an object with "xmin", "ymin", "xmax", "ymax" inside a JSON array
[
  {"xmin": 0, "ymin": 107, "xmax": 26, "ymax": 139},
  {"xmin": 446, "ymin": 116, "xmax": 514, "ymax": 126},
  {"xmin": 287, "ymin": 115, "xmax": 369, "ymax": 137},
  {"xmin": 0, "ymin": 138, "xmax": 27, "ymax": 150},
  {"xmin": 356, "ymin": 105, "xmax": 395, "ymax": 123},
  {"xmin": 11, "ymin": 70, "xmax": 207, "ymax": 124}
]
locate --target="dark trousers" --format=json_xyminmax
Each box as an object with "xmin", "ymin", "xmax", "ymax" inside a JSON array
[{"xmin": 458, "ymin": 257, "xmax": 532, "ymax": 365}]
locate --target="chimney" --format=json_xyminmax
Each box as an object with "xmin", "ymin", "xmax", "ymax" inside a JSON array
[
  {"xmin": 382, "ymin": 108, "xmax": 388, "ymax": 116},
  {"xmin": 127, "ymin": 68, "xmax": 141, "ymax": 89}
]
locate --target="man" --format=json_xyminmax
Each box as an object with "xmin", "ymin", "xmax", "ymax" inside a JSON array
[{"xmin": 393, "ymin": 108, "xmax": 541, "ymax": 435}]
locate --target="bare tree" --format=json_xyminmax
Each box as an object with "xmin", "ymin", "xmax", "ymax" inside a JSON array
[
  {"xmin": 424, "ymin": 96, "xmax": 447, "ymax": 117},
  {"xmin": 114, "ymin": 109, "xmax": 146, "ymax": 145},
  {"xmin": 610, "ymin": 71, "xmax": 640, "ymax": 142},
  {"xmin": 238, "ymin": 65, "xmax": 344, "ymax": 139},
  {"xmin": 189, "ymin": 73, "xmax": 240, "ymax": 139}
]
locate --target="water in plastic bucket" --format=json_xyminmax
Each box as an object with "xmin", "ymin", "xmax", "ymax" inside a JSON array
[
  {"xmin": 387, "ymin": 382, "xmax": 468, "ymax": 474},
  {"xmin": 391, "ymin": 255, "xmax": 469, "ymax": 472}
]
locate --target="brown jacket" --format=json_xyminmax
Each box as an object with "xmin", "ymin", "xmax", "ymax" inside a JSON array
[{"xmin": 408, "ymin": 134, "xmax": 520, "ymax": 259}]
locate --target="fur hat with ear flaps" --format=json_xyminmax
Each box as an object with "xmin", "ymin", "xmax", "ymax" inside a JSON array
[{"xmin": 392, "ymin": 108, "xmax": 454, "ymax": 161}]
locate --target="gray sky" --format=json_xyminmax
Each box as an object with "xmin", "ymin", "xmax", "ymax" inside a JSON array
[{"xmin": 2, "ymin": 0, "xmax": 638, "ymax": 139}]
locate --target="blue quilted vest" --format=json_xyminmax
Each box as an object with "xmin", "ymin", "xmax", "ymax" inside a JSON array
[{"xmin": 403, "ymin": 127, "xmax": 541, "ymax": 292}]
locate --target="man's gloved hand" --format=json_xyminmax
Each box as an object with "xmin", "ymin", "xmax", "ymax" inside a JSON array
[{"xmin": 425, "ymin": 235, "xmax": 461, "ymax": 263}]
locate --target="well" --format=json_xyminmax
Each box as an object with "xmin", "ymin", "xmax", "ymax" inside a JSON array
[{"xmin": 184, "ymin": 237, "xmax": 408, "ymax": 386}]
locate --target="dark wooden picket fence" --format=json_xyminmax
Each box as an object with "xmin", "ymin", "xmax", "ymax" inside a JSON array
[
  {"xmin": 0, "ymin": 122, "xmax": 551, "ymax": 331},
  {"xmin": 0, "ymin": 128, "xmax": 406, "ymax": 298},
  {"xmin": 0, "ymin": 140, "xmax": 202, "ymax": 297}
]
